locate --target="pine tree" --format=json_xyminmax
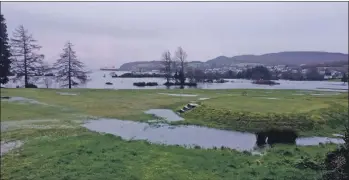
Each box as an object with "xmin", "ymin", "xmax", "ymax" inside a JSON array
[
  {"xmin": 0, "ymin": 14, "xmax": 12, "ymax": 85},
  {"xmin": 54, "ymin": 41, "xmax": 89, "ymax": 88},
  {"xmin": 10, "ymin": 25, "xmax": 44, "ymax": 87}
]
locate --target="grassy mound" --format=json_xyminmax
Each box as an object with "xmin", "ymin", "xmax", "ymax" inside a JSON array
[{"xmin": 181, "ymin": 103, "xmax": 348, "ymax": 136}]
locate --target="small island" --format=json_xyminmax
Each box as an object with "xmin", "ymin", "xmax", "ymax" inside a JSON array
[
  {"xmin": 133, "ymin": 82, "xmax": 158, "ymax": 87},
  {"xmin": 252, "ymin": 79, "xmax": 280, "ymax": 85}
]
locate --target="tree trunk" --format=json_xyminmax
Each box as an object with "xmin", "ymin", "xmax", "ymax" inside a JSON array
[
  {"xmin": 68, "ymin": 44, "xmax": 71, "ymax": 89},
  {"xmin": 24, "ymin": 48, "xmax": 28, "ymax": 87}
]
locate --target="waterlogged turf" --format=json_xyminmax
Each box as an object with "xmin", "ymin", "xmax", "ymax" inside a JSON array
[
  {"xmin": 0, "ymin": 88, "xmax": 347, "ymax": 180},
  {"xmin": 0, "ymin": 128, "xmax": 338, "ymax": 180}
]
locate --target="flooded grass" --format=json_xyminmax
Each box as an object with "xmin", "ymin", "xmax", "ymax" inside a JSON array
[
  {"xmin": 0, "ymin": 128, "xmax": 339, "ymax": 180},
  {"xmin": 1, "ymin": 102, "xmax": 83, "ymax": 121},
  {"xmin": 1, "ymin": 141, "xmax": 23, "ymax": 156},
  {"xmin": 1, "ymin": 88, "xmax": 348, "ymax": 179},
  {"xmin": 144, "ymin": 109, "xmax": 184, "ymax": 121},
  {"xmin": 57, "ymin": 92, "xmax": 78, "ymax": 96}
]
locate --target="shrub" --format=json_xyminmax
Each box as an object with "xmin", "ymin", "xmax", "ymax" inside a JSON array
[
  {"xmin": 133, "ymin": 82, "xmax": 158, "ymax": 87},
  {"xmin": 322, "ymin": 119, "xmax": 349, "ymax": 180},
  {"xmin": 146, "ymin": 82, "xmax": 158, "ymax": 86},
  {"xmin": 252, "ymin": 80, "xmax": 280, "ymax": 85},
  {"xmin": 25, "ymin": 83, "xmax": 37, "ymax": 88},
  {"xmin": 163, "ymin": 82, "xmax": 197, "ymax": 87}
]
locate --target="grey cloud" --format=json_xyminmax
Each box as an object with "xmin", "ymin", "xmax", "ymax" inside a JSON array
[
  {"xmin": 2, "ymin": 8, "xmax": 161, "ymax": 39},
  {"xmin": 1, "ymin": 2, "xmax": 348, "ymax": 68}
]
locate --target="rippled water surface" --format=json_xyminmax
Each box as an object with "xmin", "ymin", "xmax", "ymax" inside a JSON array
[
  {"xmin": 3, "ymin": 70, "xmax": 348, "ymax": 91},
  {"xmin": 82, "ymin": 119, "xmax": 345, "ymax": 151}
]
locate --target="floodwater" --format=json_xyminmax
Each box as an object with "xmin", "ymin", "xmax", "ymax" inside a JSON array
[
  {"xmin": 1, "ymin": 96, "xmax": 47, "ymax": 105},
  {"xmin": 57, "ymin": 92, "xmax": 78, "ymax": 96},
  {"xmin": 1, "ymin": 141, "xmax": 23, "ymax": 156},
  {"xmin": 158, "ymin": 93, "xmax": 198, "ymax": 97},
  {"xmin": 296, "ymin": 137, "xmax": 345, "ymax": 146},
  {"xmin": 3, "ymin": 70, "xmax": 348, "ymax": 91},
  {"xmin": 198, "ymin": 98, "xmax": 211, "ymax": 100},
  {"xmin": 144, "ymin": 109, "xmax": 184, "ymax": 122},
  {"xmin": 82, "ymin": 119, "xmax": 345, "ymax": 151}
]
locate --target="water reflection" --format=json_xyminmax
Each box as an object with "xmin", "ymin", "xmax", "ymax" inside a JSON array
[{"xmin": 82, "ymin": 118, "xmax": 345, "ymax": 151}]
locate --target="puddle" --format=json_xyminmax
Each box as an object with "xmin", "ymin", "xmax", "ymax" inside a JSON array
[
  {"xmin": 158, "ymin": 93, "xmax": 198, "ymax": 97},
  {"xmin": 198, "ymin": 98, "xmax": 210, "ymax": 101},
  {"xmin": 263, "ymin": 97, "xmax": 280, "ymax": 100},
  {"xmin": 296, "ymin": 137, "xmax": 345, "ymax": 146},
  {"xmin": 292, "ymin": 93, "xmax": 304, "ymax": 96},
  {"xmin": 311, "ymin": 93, "xmax": 340, "ymax": 96},
  {"xmin": 57, "ymin": 92, "xmax": 78, "ymax": 96},
  {"xmin": 1, "ymin": 141, "xmax": 23, "ymax": 156},
  {"xmin": 144, "ymin": 109, "xmax": 184, "ymax": 122},
  {"xmin": 2, "ymin": 97, "xmax": 47, "ymax": 105},
  {"xmin": 82, "ymin": 119, "xmax": 344, "ymax": 151}
]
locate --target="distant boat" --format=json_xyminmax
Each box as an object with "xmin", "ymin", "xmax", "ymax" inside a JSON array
[
  {"xmin": 100, "ymin": 66, "xmax": 119, "ymax": 71},
  {"xmin": 105, "ymin": 82, "xmax": 113, "ymax": 85}
]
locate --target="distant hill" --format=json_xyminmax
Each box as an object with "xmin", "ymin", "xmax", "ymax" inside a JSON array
[
  {"xmin": 118, "ymin": 51, "xmax": 348, "ymax": 71},
  {"xmin": 206, "ymin": 51, "xmax": 348, "ymax": 67},
  {"xmin": 119, "ymin": 61, "xmax": 163, "ymax": 71}
]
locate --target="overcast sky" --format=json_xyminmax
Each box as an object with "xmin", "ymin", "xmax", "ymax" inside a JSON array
[{"xmin": 1, "ymin": 2, "xmax": 348, "ymax": 68}]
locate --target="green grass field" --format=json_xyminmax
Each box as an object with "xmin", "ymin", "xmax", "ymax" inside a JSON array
[
  {"xmin": 1, "ymin": 88, "xmax": 348, "ymax": 135},
  {"xmin": 1, "ymin": 88, "xmax": 347, "ymax": 180}
]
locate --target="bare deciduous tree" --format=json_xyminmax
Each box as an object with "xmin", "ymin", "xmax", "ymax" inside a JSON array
[
  {"xmin": 10, "ymin": 25, "xmax": 44, "ymax": 87},
  {"xmin": 175, "ymin": 47, "xmax": 187, "ymax": 85},
  {"xmin": 40, "ymin": 62, "xmax": 53, "ymax": 88},
  {"xmin": 172, "ymin": 59, "xmax": 180, "ymax": 83},
  {"xmin": 54, "ymin": 41, "xmax": 89, "ymax": 89},
  {"xmin": 161, "ymin": 50, "xmax": 172, "ymax": 84}
]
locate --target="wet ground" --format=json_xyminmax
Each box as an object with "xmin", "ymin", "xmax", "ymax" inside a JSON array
[
  {"xmin": 263, "ymin": 97, "xmax": 280, "ymax": 100},
  {"xmin": 1, "ymin": 141, "xmax": 23, "ymax": 156},
  {"xmin": 198, "ymin": 97, "xmax": 210, "ymax": 100},
  {"xmin": 57, "ymin": 92, "xmax": 78, "ymax": 96},
  {"xmin": 0, "ymin": 119, "xmax": 79, "ymax": 132},
  {"xmin": 158, "ymin": 93, "xmax": 198, "ymax": 97},
  {"xmin": 144, "ymin": 109, "xmax": 184, "ymax": 122},
  {"xmin": 1, "ymin": 97, "xmax": 47, "ymax": 105}
]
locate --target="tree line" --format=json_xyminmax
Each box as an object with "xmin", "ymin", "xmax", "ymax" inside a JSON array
[
  {"xmin": 184, "ymin": 66, "xmax": 348, "ymax": 83},
  {"xmin": 0, "ymin": 14, "xmax": 89, "ymax": 89}
]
